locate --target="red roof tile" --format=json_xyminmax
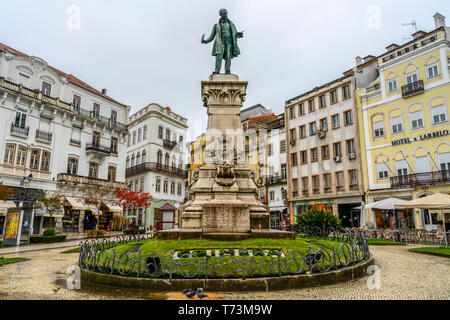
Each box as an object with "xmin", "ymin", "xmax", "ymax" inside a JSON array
[{"xmin": 0, "ymin": 42, "xmax": 127, "ymax": 108}]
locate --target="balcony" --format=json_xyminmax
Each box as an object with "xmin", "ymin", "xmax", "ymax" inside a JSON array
[
  {"xmin": 267, "ymin": 175, "xmax": 287, "ymax": 185},
  {"xmin": 292, "ymin": 191, "xmax": 299, "ymax": 198},
  {"xmin": 390, "ymin": 170, "xmax": 450, "ymax": 189},
  {"xmin": 85, "ymin": 143, "xmax": 111, "ymax": 156},
  {"xmin": 163, "ymin": 139, "xmax": 178, "ymax": 150},
  {"xmin": 126, "ymin": 162, "xmax": 188, "ymax": 179},
  {"xmin": 57, "ymin": 173, "xmax": 126, "ymax": 190},
  {"xmin": 35, "ymin": 129, "xmax": 52, "ymax": 143},
  {"xmin": 70, "ymin": 138, "xmax": 81, "ymax": 146},
  {"xmin": 11, "ymin": 124, "xmax": 29, "ymax": 137},
  {"xmin": 402, "ymin": 80, "xmax": 424, "ymax": 98}
]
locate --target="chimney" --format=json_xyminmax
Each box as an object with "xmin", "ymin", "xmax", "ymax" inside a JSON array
[
  {"xmin": 434, "ymin": 12, "xmax": 446, "ymax": 28},
  {"xmin": 355, "ymin": 56, "xmax": 363, "ymax": 66},
  {"xmin": 101, "ymin": 88, "xmax": 107, "ymax": 96}
]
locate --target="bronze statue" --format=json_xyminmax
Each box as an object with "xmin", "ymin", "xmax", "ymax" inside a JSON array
[{"xmin": 201, "ymin": 9, "xmax": 244, "ymax": 74}]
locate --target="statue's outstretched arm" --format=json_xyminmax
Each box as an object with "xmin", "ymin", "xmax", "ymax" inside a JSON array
[{"xmin": 202, "ymin": 25, "xmax": 216, "ymax": 44}]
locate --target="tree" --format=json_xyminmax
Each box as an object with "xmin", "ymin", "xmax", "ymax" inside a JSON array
[
  {"xmin": 0, "ymin": 182, "xmax": 17, "ymax": 201},
  {"xmin": 294, "ymin": 207, "xmax": 343, "ymax": 231},
  {"xmin": 35, "ymin": 193, "xmax": 63, "ymax": 230},
  {"xmin": 114, "ymin": 188, "xmax": 152, "ymax": 225},
  {"xmin": 83, "ymin": 188, "xmax": 119, "ymax": 222}
]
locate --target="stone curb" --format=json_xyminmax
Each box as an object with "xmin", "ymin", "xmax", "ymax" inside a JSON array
[
  {"xmin": 407, "ymin": 249, "xmax": 450, "ymax": 259},
  {"xmin": 81, "ymin": 255, "xmax": 374, "ymax": 292}
]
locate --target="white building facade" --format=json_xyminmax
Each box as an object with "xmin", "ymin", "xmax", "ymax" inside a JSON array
[
  {"xmin": 126, "ymin": 103, "xmax": 188, "ymax": 230},
  {"xmin": 0, "ymin": 42, "xmax": 129, "ymax": 236}
]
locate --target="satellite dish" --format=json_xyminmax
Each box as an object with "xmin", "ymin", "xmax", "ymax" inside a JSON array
[{"xmin": 174, "ymin": 203, "xmax": 180, "ymax": 208}]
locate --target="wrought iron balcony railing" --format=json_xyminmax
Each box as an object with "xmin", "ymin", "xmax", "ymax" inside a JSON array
[
  {"xmin": 11, "ymin": 124, "xmax": 29, "ymax": 136},
  {"xmin": 402, "ymin": 80, "xmax": 424, "ymax": 98},
  {"xmin": 35, "ymin": 129, "xmax": 52, "ymax": 142},
  {"xmin": 267, "ymin": 175, "xmax": 287, "ymax": 185},
  {"xmin": 163, "ymin": 139, "xmax": 178, "ymax": 149},
  {"xmin": 126, "ymin": 162, "xmax": 188, "ymax": 178},
  {"xmin": 390, "ymin": 170, "xmax": 450, "ymax": 188},
  {"xmin": 85, "ymin": 143, "xmax": 111, "ymax": 155}
]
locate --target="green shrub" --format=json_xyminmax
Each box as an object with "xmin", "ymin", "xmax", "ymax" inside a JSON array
[
  {"xmin": 43, "ymin": 228, "xmax": 56, "ymax": 236},
  {"xmin": 123, "ymin": 229, "xmax": 145, "ymax": 235},
  {"xmin": 219, "ymin": 249, "xmax": 234, "ymax": 256},
  {"xmin": 0, "ymin": 240, "xmax": 3, "ymax": 248},
  {"xmin": 295, "ymin": 207, "xmax": 343, "ymax": 231},
  {"xmin": 0, "ymin": 256, "xmax": 4, "ymax": 260},
  {"xmin": 193, "ymin": 250, "xmax": 206, "ymax": 257},
  {"xmin": 29, "ymin": 235, "xmax": 67, "ymax": 243}
]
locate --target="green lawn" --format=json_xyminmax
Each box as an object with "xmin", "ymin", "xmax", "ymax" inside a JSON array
[
  {"xmin": 368, "ymin": 239, "xmax": 404, "ymax": 245},
  {"xmin": 0, "ymin": 257, "xmax": 29, "ymax": 266},
  {"xmin": 61, "ymin": 247, "xmax": 80, "ymax": 254},
  {"xmin": 409, "ymin": 246, "xmax": 450, "ymax": 258}
]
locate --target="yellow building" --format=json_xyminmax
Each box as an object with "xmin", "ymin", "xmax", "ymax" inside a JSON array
[
  {"xmin": 355, "ymin": 13, "xmax": 450, "ymax": 232},
  {"xmin": 189, "ymin": 133, "xmax": 205, "ymax": 183}
]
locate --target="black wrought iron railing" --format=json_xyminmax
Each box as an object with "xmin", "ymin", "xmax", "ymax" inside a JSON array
[
  {"xmin": 126, "ymin": 162, "xmax": 188, "ymax": 178},
  {"xmin": 35, "ymin": 129, "xmax": 52, "ymax": 142},
  {"xmin": 267, "ymin": 175, "xmax": 287, "ymax": 185},
  {"xmin": 163, "ymin": 139, "xmax": 177, "ymax": 149},
  {"xmin": 390, "ymin": 170, "xmax": 450, "ymax": 188},
  {"xmin": 402, "ymin": 80, "xmax": 424, "ymax": 98},
  {"xmin": 11, "ymin": 123, "xmax": 29, "ymax": 136},
  {"xmin": 86, "ymin": 143, "xmax": 111, "ymax": 155}
]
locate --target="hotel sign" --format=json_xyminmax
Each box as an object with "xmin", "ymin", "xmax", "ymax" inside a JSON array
[{"xmin": 391, "ymin": 130, "xmax": 449, "ymax": 146}]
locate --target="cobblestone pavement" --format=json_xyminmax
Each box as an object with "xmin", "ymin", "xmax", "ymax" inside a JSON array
[{"xmin": 0, "ymin": 244, "xmax": 448, "ymax": 300}]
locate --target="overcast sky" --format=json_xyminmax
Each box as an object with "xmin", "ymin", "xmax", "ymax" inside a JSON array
[{"xmin": 0, "ymin": 0, "xmax": 447, "ymax": 141}]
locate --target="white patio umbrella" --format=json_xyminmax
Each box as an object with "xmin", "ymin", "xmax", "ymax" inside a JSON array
[{"xmin": 364, "ymin": 198, "xmax": 407, "ymax": 210}]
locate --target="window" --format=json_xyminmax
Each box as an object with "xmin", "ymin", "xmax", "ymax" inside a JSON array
[
  {"xmin": 142, "ymin": 150, "xmax": 146, "ymax": 163},
  {"xmin": 373, "ymin": 121, "xmax": 385, "ymax": 138},
  {"xmin": 155, "ymin": 179, "xmax": 161, "ymax": 192},
  {"xmin": 268, "ymin": 144, "xmax": 273, "ymax": 156},
  {"xmin": 439, "ymin": 152, "xmax": 450, "ymax": 171},
  {"xmin": 88, "ymin": 162, "xmax": 98, "ymax": 178},
  {"xmin": 132, "ymin": 131, "xmax": 136, "ymax": 145},
  {"xmin": 127, "ymin": 134, "xmax": 131, "ymax": 147},
  {"xmin": 323, "ymin": 174, "xmax": 331, "ymax": 193},
  {"xmin": 269, "ymin": 191, "xmax": 275, "ymax": 201},
  {"xmin": 67, "ymin": 157, "xmax": 78, "ymax": 175},
  {"xmin": 331, "ymin": 114, "xmax": 340, "ymax": 129},
  {"xmin": 322, "ymin": 145, "xmax": 330, "ymax": 160},
  {"xmin": 349, "ymin": 170, "xmax": 358, "ymax": 190},
  {"xmin": 427, "ymin": 63, "xmax": 439, "ymax": 79},
  {"xmin": 319, "ymin": 95, "xmax": 326, "ymax": 108},
  {"xmin": 111, "ymin": 110, "xmax": 117, "ymax": 124},
  {"xmin": 309, "ymin": 122, "xmax": 316, "ymax": 136},
  {"xmin": 281, "ymin": 164, "xmax": 287, "ymax": 178},
  {"xmin": 18, "ymin": 72, "xmax": 31, "ymax": 87},
  {"xmin": 300, "ymin": 150, "xmax": 307, "ymax": 164},
  {"xmin": 343, "ymin": 85, "xmax": 351, "ymax": 100},
  {"xmin": 333, "ymin": 142, "xmax": 341, "ymax": 157},
  {"xmin": 165, "ymin": 128, "xmax": 171, "ymax": 141},
  {"xmin": 344, "ymin": 110, "xmax": 353, "ymax": 125},
  {"xmin": 4, "ymin": 144, "xmax": 16, "ymax": 165},
  {"xmin": 93, "ymin": 103, "xmax": 100, "ymax": 119},
  {"xmin": 177, "ymin": 183, "xmax": 182, "ymax": 195},
  {"xmin": 158, "ymin": 126, "xmax": 163, "ymax": 139},
  {"xmin": 140, "ymin": 178, "xmax": 144, "ymax": 191},
  {"xmin": 41, "ymin": 151, "xmax": 51, "ymax": 172},
  {"xmin": 410, "ymin": 110, "xmax": 424, "ymax": 129},
  {"xmin": 111, "ymin": 137, "xmax": 118, "ymax": 154},
  {"xmin": 15, "ymin": 108, "xmax": 27, "ymax": 128},
  {"xmin": 431, "ymin": 104, "xmax": 447, "ymax": 124},
  {"xmin": 30, "ymin": 149, "xmax": 40, "ymax": 170},
  {"xmin": 289, "ymin": 107, "xmax": 296, "ymax": 119},
  {"xmin": 73, "ymin": 95, "xmax": 81, "ymax": 112},
  {"xmin": 376, "ymin": 163, "xmax": 389, "ymax": 180},
  {"xmin": 299, "ymin": 103, "xmax": 305, "ymax": 116},
  {"xmin": 136, "ymin": 152, "xmax": 141, "ymax": 165},
  {"xmin": 157, "ymin": 150, "xmax": 163, "ymax": 165},
  {"xmin": 312, "ymin": 176, "xmax": 320, "ymax": 194},
  {"xmin": 41, "ymin": 82, "xmax": 51, "ymax": 96},
  {"xmin": 290, "ymin": 128, "xmax": 296, "ymax": 142},
  {"xmin": 299, "ymin": 125, "xmax": 306, "ymax": 138},
  {"xmin": 143, "ymin": 125, "xmax": 148, "ymax": 140},
  {"xmin": 165, "ymin": 153, "xmax": 170, "ymax": 166},
  {"xmin": 346, "ymin": 139, "xmax": 355, "ymax": 154},
  {"xmin": 108, "ymin": 166, "xmax": 116, "ymax": 182},
  {"xmin": 330, "ymin": 90, "xmax": 337, "ymax": 104},
  {"xmin": 395, "ymin": 159, "xmax": 408, "ymax": 176},
  {"xmin": 292, "ymin": 179, "xmax": 298, "ymax": 193},
  {"xmin": 170, "ymin": 182, "xmax": 175, "ymax": 194},
  {"xmin": 137, "ymin": 128, "xmax": 142, "ymax": 143},
  {"xmin": 291, "ymin": 152, "xmax": 298, "ymax": 166},
  {"xmin": 280, "ymin": 140, "xmax": 286, "ymax": 153},
  {"xmin": 126, "ymin": 156, "xmax": 130, "ymax": 169},
  {"xmin": 335, "ymin": 172, "xmax": 344, "ymax": 191},
  {"xmin": 16, "ymin": 145, "xmax": 27, "ymax": 167},
  {"xmin": 311, "ymin": 148, "xmax": 318, "ymax": 162},
  {"xmin": 302, "ymin": 177, "xmax": 309, "ymax": 194},
  {"xmin": 163, "ymin": 180, "xmax": 168, "ymax": 193},
  {"xmin": 320, "ymin": 118, "xmax": 328, "ymax": 131},
  {"xmin": 134, "ymin": 180, "xmax": 139, "ymax": 192},
  {"xmin": 391, "ymin": 115, "xmax": 403, "ymax": 134},
  {"xmin": 93, "ymin": 131, "xmax": 101, "ymax": 146},
  {"xmin": 406, "ymin": 73, "xmax": 418, "ymax": 84},
  {"xmin": 388, "ymin": 79, "xmax": 398, "ymax": 92},
  {"xmin": 309, "ymin": 99, "xmax": 315, "ymax": 112},
  {"xmin": 131, "ymin": 154, "xmax": 135, "ymax": 167}
]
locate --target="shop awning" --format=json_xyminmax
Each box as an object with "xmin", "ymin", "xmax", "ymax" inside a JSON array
[
  {"xmin": 107, "ymin": 204, "xmax": 123, "ymax": 213},
  {"xmin": 0, "ymin": 201, "xmax": 16, "ymax": 216},
  {"xmin": 361, "ymin": 198, "xmax": 407, "ymax": 210},
  {"xmin": 65, "ymin": 197, "xmax": 87, "ymax": 210},
  {"xmin": 35, "ymin": 206, "xmax": 64, "ymax": 217},
  {"xmin": 395, "ymin": 193, "xmax": 450, "ymax": 209}
]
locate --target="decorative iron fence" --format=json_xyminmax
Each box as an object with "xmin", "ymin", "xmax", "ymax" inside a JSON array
[{"xmin": 78, "ymin": 227, "xmax": 370, "ymax": 280}]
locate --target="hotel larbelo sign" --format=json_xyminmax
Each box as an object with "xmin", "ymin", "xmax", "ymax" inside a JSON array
[{"xmin": 391, "ymin": 130, "xmax": 449, "ymax": 146}]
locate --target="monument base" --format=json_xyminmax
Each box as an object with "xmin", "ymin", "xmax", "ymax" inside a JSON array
[{"xmin": 156, "ymin": 228, "xmax": 295, "ymax": 241}]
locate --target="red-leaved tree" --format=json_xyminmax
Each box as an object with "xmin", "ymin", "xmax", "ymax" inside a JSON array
[{"xmin": 114, "ymin": 188, "xmax": 152, "ymax": 213}]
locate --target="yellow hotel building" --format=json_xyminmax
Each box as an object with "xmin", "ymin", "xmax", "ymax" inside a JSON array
[
  {"xmin": 354, "ymin": 13, "xmax": 450, "ymax": 232},
  {"xmin": 189, "ymin": 133, "xmax": 206, "ymax": 183}
]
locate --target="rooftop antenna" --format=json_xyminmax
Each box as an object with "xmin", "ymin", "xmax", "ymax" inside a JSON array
[{"xmin": 402, "ymin": 20, "xmax": 417, "ymax": 41}]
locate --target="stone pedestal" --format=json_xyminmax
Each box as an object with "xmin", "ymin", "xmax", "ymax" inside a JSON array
[{"xmin": 157, "ymin": 74, "xmax": 294, "ymax": 240}]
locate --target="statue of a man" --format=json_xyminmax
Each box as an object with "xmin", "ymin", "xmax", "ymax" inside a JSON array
[{"xmin": 201, "ymin": 9, "xmax": 244, "ymax": 74}]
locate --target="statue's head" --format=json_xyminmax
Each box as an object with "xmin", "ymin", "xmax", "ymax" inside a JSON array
[{"xmin": 219, "ymin": 8, "xmax": 228, "ymax": 20}]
